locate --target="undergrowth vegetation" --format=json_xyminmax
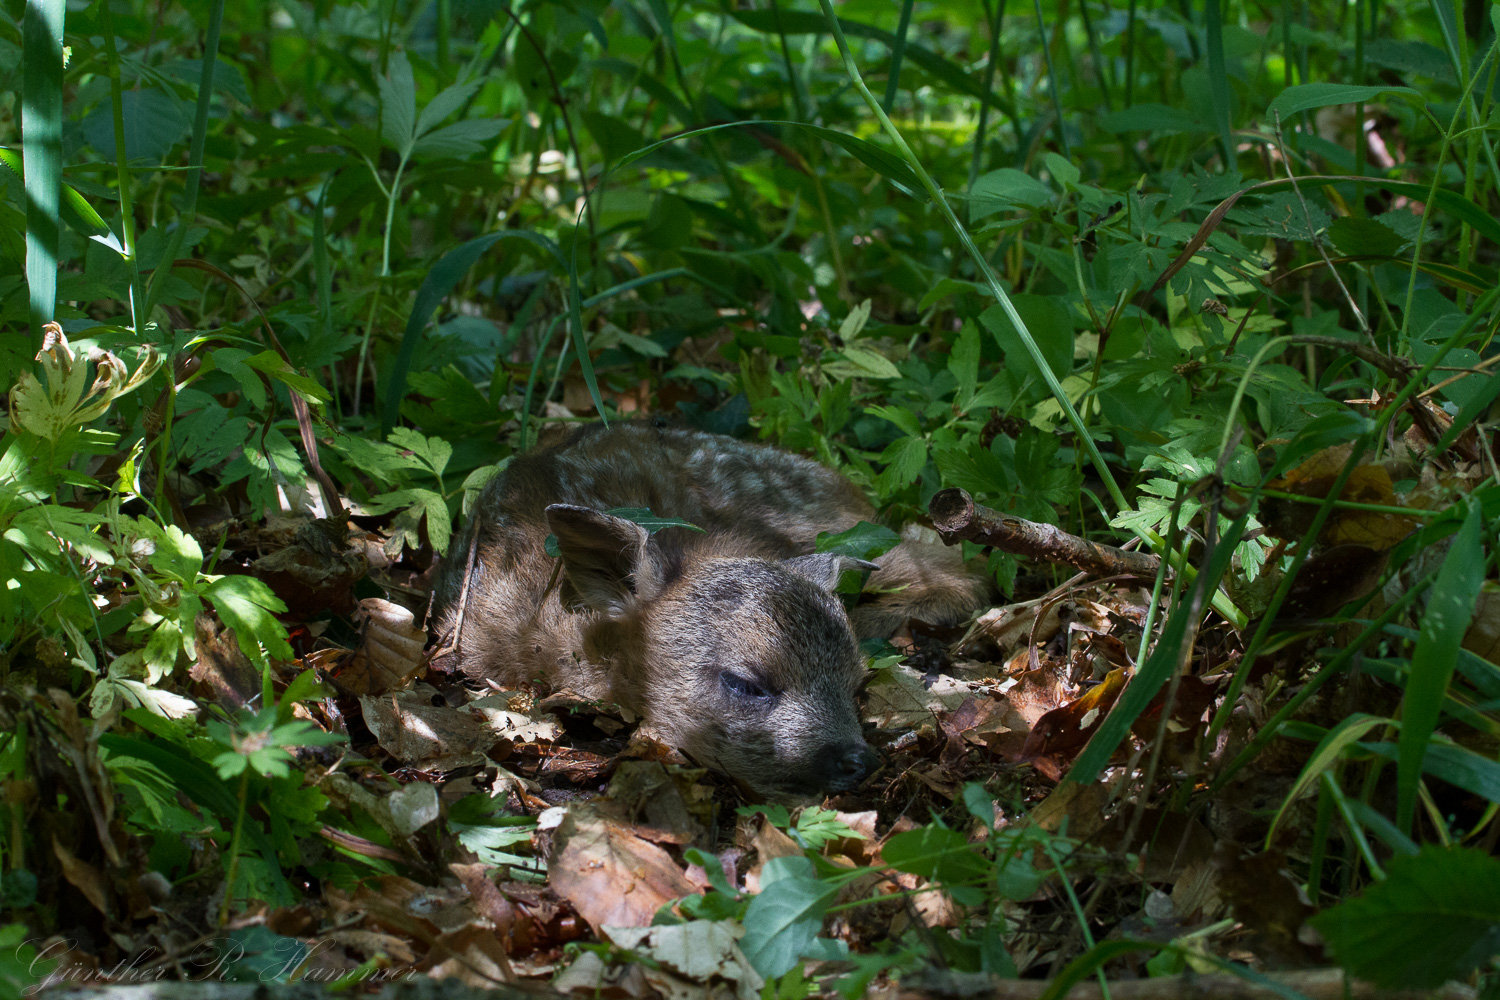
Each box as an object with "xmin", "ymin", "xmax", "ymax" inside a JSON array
[{"xmin": 2, "ymin": 0, "xmax": 1500, "ymax": 994}]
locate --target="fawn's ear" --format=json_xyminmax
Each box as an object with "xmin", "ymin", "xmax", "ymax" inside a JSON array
[
  {"xmin": 546, "ymin": 505, "xmax": 666, "ymax": 618},
  {"xmin": 781, "ymin": 553, "xmax": 879, "ymax": 594}
]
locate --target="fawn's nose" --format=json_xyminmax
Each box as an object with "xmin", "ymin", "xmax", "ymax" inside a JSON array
[{"xmin": 838, "ymin": 745, "xmax": 881, "ymax": 782}]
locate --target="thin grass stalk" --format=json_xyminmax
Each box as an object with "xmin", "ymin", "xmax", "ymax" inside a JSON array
[
  {"xmin": 141, "ymin": 0, "xmax": 224, "ymax": 320},
  {"xmin": 100, "ymin": 3, "xmax": 145, "ymax": 334},
  {"xmin": 1030, "ymin": 0, "xmax": 1071, "ymax": 159},
  {"xmin": 21, "ymin": 0, "xmax": 65, "ymax": 347},
  {"xmin": 881, "ymin": 0, "xmax": 915, "ymax": 112},
  {"xmin": 1203, "ymin": 0, "xmax": 1234, "ymax": 170},
  {"xmin": 968, "ymin": 0, "xmax": 1008, "ymax": 202},
  {"xmin": 1124, "ymin": 0, "xmax": 1140, "ymax": 106},
  {"xmin": 1076, "ymin": 0, "xmax": 1113, "ymax": 110}
]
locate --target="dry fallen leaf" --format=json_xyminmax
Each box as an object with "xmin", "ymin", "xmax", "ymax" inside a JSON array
[
  {"xmin": 548, "ymin": 803, "xmax": 698, "ymax": 932},
  {"xmin": 340, "ymin": 597, "xmax": 430, "ymax": 695}
]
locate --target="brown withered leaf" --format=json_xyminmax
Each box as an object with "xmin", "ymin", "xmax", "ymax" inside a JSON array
[
  {"xmin": 360, "ymin": 688, "xmax": 497, "ymax": 769},
  {"xmin": 1020, "ymin": 667, "xmax": 1127, "ymax": 764},
  {"xmin": 52, "ymin": 837, "xmax": 110, "ymax": 917},
  {"xmin": 251, "ymin": 518, "xmax": 368, "ymax": 618},
  {"xmin": 339, "ymin": 597, "xmax": 429, "ymax": 695},
  {"xmin": 548, "ymin": 803, "xmax": 697, "ymax": 933},
  {"xmin": 1263, "ymin": 447, "xmax": 1419, "ymax": 550},
  {"xmin": 1280, "ymin": 544, "xmax": 1390, "ymax": 621}
]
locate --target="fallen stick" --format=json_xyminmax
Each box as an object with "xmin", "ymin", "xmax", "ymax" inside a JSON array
[{"xmin": 929, "ymin": 487, "xmax": 1161, "ymax": 579}]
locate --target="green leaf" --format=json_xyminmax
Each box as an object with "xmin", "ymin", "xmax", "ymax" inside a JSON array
[
  {"xmin": 383, "ymin": 229, "xmax": 568, "ymax": 436},
  {"xmin": 204, "ymin": 575, "xmax": 292, "ymax": 666},
  {"xmin": 1267, "ymin": 83, "xmax": 1421, "ymax": 119},
  {"xmin": 414, "ymin": 79, "xmax": 483, "ymax": 137},
  {"xmin": 831, "ymin": 345, "xmax": 902, "ymax": 380},
  {"xmin": 379, "ymin": 51, "xmax": 417, "ymax": 154},
  {"xmin": 1266, "ymin": 713, "xmax": 1393, "ymax": 844},
  {"xmin": 1397, "ymin": 503, "xmax": 1486, "ymax": 832},
  {"xmin": 814, "ymin": 522, "xmax": 900, "ymax": 561},
  {"xmin": 948, "ymin": 321, "xmax": 980, "ymax": 407},
  {"xmin": 970, "ymin": 168, "xmax": 1052, "ymax": 218},
  {"xmin": 604, "ymin": 507, "xmax": 705, "ymax": 534},
  {"xmin": 411, "ymin": 118, "xmax": 508, "ymax": 159},
  {"xmin": 739, "ymin": 856, "xmax": 837, "ymax": 979},
  {"xmin": 388, "ymin": 427, "xmax": 452, "ymax": 480},
  {"xmin": 881, "ymin": 825, "xmax": 990, "ymax": 885},
  {"xmin": 1098, "ymin": 103, "xmax": 1207, "ymax": 134},
  {"xmin": 22, "ymin": 0, "xmax": 65, "ymax": 337},
  {"xmin": 0, "ymin": 149, "xmax": 111, "ymax": 242},
  {"xmin": 1327, "ymin": 217, "xmax": 1409, "ymax": 257},
  {"xmin": 979, "ymin": 298, "xmax": 1073, "ymax": 386},
  {"xmin": 1311, "ymin": 846, "xmax": 1500, "ymax": 988}
]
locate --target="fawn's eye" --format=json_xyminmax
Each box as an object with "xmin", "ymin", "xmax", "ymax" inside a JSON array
[{"xmin": 720, "ymin": 671, "xmax": 773, "ymax": 700}]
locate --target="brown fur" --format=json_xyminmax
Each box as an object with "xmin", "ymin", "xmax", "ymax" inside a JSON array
[{"xmin": 433, "ymin": 422, "xmax": 991, "ymax": 799}]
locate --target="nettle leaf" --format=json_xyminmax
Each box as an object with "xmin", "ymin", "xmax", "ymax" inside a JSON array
[
  {"xmin": 204, "ymin": 575, "xmax": 292, "ymax": 666},
  {"xmin": 739, "ymin": 855, "xmax": 839, "ymax": 979},
  {"xmin": 815, "ymin": 522, "xmax": 900, "ymax": 561},
  {"xmin": 1311, "ymin": 845, "xmax": 1500, "ymax": 987}
]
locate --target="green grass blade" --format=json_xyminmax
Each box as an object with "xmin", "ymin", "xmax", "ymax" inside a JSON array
[
  {"xmin": 142, "ymin": 0, "xmax": 224, "ymax": 321},
  {"xmin": 1204, "ymin": 0, "xmax": 1234, "ymax": 169},
  {"xmin": 21, "ymin": 0, "xmax": 66, "ymax": 346},
  {"xmin": 880, "ymin": 0, "xmax": 915, "ymax": 112},
  {"xmin": 1397, "ymin": 503, "xmax": 1487, "ymax": 833}
]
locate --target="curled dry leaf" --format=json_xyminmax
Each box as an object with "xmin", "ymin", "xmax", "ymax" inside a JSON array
[
  {"xmin": 341, "ymin": 597, "xmax": 429, "ymax": 695},
  {"xmin": 547, "ymin": 802, "xmax": 698, "ymax": 933}
]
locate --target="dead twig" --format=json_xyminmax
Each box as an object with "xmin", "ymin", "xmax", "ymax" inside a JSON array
[{"xmin": 929, "ymin": 488, "xmax": 1161, "ymax": 579}]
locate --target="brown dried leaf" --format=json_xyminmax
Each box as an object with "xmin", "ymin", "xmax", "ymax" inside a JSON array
[
  {"xmin": 1020, "ymin": 667, "xmax": 1127, "ymax": 763},
  {"xmin": 1264, "ymin": 450, "xmax": 1419, "ymax": 550},
  {"xmin": 341, "ymin": 598, "xmax": 429, "ymax": 695},
  {"xmin": 360, "ymin": 688, "xmax": 498, "ymax": 769},
  {"xmin": 548, "ymin": 803, "xmax": 697, "ymax": 933},
  {"xmin": 52, "ymin": 838, "xmax": 110, "ymax": 917}
]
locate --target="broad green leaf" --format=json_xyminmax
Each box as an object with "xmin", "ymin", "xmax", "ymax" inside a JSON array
[
  {"xmin": 1099, "ymin": 103, "xmax": 1207, "ymax": 134},
  {"xmin": 948, "ymin": 321, "xmax": 980, "ymax": 407},
  {"xmin": 1267, "ymin": 83, "xmax": 1420, "ymax": 119},
  {"xmin": 22, "ymin": 0, "xmax": 65, "ymax": 337},
  {"xmin": 414, "ymin": 79, "xmax": 483, "ymax": 137},
  {"xmin": 739, "ymin": 856, "xmax": 837, "ymax": 979},
  {"xmin": 881, "ymin": 825, "xmax": 989, "ymax": 885},
  {"xmin": 1311, "ymin": 846, "xmax": 1500, "ymax": 988},
  {"xmin": 814, "ymin": 522, "xmax": 900, "ymax": 561},
  {"xmin": 604, "ymin": 508, "xmax": 705, "ymax": 534},
  {"xmin": 979, "ymin": 298, "xmax": 1072, "ymax": 386},
  {"xmin": 1398, "ymin": 503, "xmax": 1486, "ymax": 832},
  {"xmin": 970, "ymin": 168, "xmax": 1052, "ymax": 218}
]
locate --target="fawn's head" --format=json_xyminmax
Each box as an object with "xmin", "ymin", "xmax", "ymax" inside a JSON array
[{"xmin": 547, "ymin": 504, "xmax": 880, "ymax": 799}]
